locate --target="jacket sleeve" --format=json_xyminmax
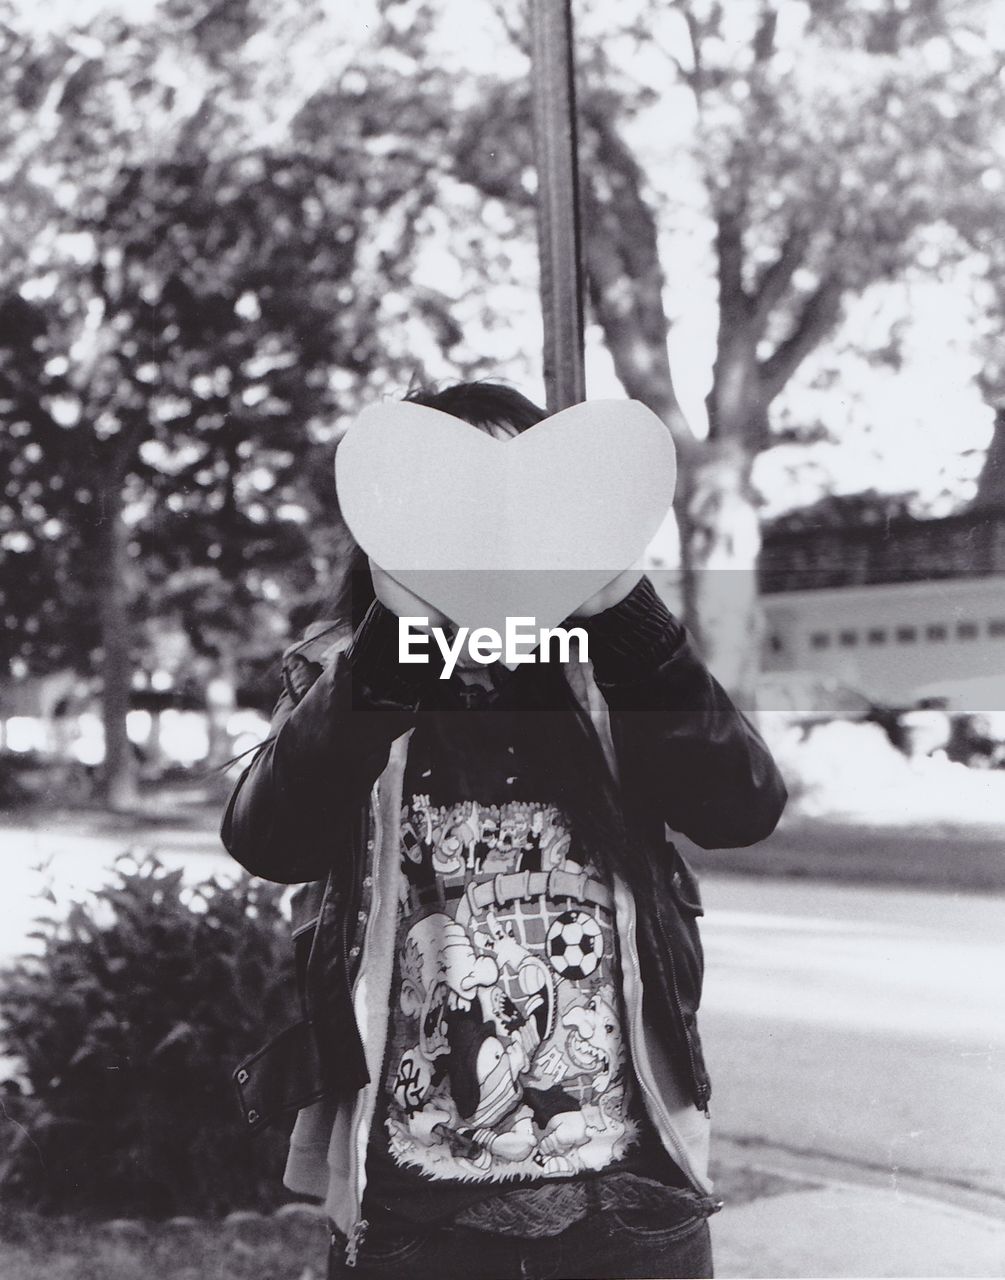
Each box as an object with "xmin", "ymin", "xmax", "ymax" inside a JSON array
[
  {"xmin": 221, "ymin": 600, "xmax": 439, "ymax": 884},
  {"xmin": 582, "ymin": 575, "xmax": 787, "ymax": 850}
]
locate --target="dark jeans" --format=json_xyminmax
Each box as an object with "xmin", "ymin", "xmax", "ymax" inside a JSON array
[{"xmin": 328, "ymin": 1205, "xmax": 714, "ymax": 1280}]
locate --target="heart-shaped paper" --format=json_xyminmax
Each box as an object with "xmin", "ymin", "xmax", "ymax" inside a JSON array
[{"xmin": 335, "ymin": 399, "xmax": 676, "ymax": 637}]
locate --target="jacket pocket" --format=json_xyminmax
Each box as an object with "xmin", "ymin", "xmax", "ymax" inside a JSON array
[
  {"xmin": 233, "ymin": 1019, "xmax": 329, "ymax": 1133},
  {"xmin": 655, "ymin": 842, "xmax": 705, "ymax": 1006},
  {"xmin": 644, "ymin": 840, "xmax": 711, "ymax": 1108},
  {"xmin": 668, "ymin": 844, "xmax": 704, "ymax": 918}
]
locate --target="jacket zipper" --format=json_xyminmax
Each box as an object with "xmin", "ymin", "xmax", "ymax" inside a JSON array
[
  {"xmin": 617, "ymin": 879, "xmax": 706, "ymax": 1190},
  {"xmin": 343, "ymin": 1218, "xmax": 368, "ymax": 1268},
  {"xmin": 344, "ymin": 784, "xmax": 382, "ymax": 1266},
  {"xmin": 343, "ymin": 806, "xmax": 368, "ymax": 967}
]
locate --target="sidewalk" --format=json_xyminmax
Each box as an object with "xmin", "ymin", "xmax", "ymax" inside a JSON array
[{"xmin": 712, "ymin": 1179, "xmax": 1005, "ymax": 1278}]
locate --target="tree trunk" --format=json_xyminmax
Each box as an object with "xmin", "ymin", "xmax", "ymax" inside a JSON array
[
  {"xmin": 205, "ymin": 647, "xmax": 238, "ymax": 767},
  {"xmin": 580, "ymin": 108, "xmax": 693, "ymax": 451},
  {"xmin": 579, "ymin": 116, "xmax": 773, "ymax": 701},
  {"xmin": 95, "ymin": 482, "xmax": 138, "ymax": 811},
  {"xmin": 677, "ymin": 439, "xmax": 762, "ymax": 703}
]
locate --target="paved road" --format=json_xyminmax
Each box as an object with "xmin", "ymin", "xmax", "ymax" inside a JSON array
[
  {"xmin": 4, "ymin": 822, "xmax": 1003, "ymax": 1211},
  {"xmin": 699, "ymin": 874, "xmax": 1005, "ymax": 1205}
]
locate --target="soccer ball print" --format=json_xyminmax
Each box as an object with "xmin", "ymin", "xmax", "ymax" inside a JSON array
[{"xmin": 546, "ymin": 909, "xmax": 603, "ymax": 980}]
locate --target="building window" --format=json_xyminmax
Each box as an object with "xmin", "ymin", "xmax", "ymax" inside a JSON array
[
  {"xmin": 867, "ymin": 628, "xmax": 887, "ymax": 646},
  {"xmin": 838, "ymin": 630, "xmax": 858, "ymax": 648},
  {"xmin": 956, "ymin": 622, "xmax": 978, "ymax": 640},
  {"xmin": 988, "ymin": 619, "xmax": 1005, "ymax": 638},
  {"xmin": 895, "ymin": 626, "xmax": 917, "ymax": 644},
  {"xmin": 768, "ymin": 633, "xmax": 785, "ymax": 654},
  {"xmin": 810, "ymin": 632, "xmax": 831, "ymax": 650},
  {"xmin": 926, "ymin": 624, "xmax": 947, "ymax": 642}
]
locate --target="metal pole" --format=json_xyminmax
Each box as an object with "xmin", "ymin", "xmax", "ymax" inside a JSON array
[{"xmin": 529, "ymin": 0, "xmax": 585, "ymax": 413}]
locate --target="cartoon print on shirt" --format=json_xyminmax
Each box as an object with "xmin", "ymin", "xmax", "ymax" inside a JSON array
[
  {"xmin": 516, "ymin": 808, "xmax": 545, "ymax": 872},
  {"xmin": 400, "ymin": 799, "xmax": 436, "ymax": 897},
  {"xmin": 384, "ymin": 798, "xmax": 641, "ymax": 1181},
  {"xmin": 433, "ymin": 825, "xmax": 469, "ymax": 877},
  {"xmin": 390, "ymin": 908, "xmax": 584, "ymax": 1175},
  {"xmin": 558, "ymin": 984, "xmax": 634, "ymax": 1165},
  {"xmin": 546, "ymin": 910, "xmax": 603, "ymax": 980},
  {"xmin": 398, "ymin": 799, "xmax": 584, "ymax": 892},
  {"xmin": 396, "ymin": 914, "xmax": 497, "ymax": 1070},
  {"xmin": 563, "ymin": 985, "xmax": 625, "ymax": 1096}
]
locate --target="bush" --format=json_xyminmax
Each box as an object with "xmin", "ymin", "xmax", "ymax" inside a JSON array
[
  {"xmin": 0, "ymin": 855, "xmax": 298, "ymax": 1218},
  {"xmin": 0, "ymin": 752, "xmax": 94, "ymax": 809}
]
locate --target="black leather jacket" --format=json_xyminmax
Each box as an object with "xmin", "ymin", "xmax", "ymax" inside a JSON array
[{"xmin": 222, "ymin": 578, "xmax": 786, "ymax": 1143}]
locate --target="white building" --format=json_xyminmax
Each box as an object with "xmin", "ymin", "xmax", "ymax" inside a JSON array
[{"xmin": 758, "ymin": 505, "xmax": 1005, "ymax": 712}]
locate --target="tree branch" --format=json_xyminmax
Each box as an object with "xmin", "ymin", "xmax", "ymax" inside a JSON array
[
  {"xmin": 668, "ymin": 0, "xmax": 711, "ymax": 101},
  {"xmin": 714, "ymin": 204, "xmax": 751, "ymax": 325},
  {"xmin": 750, "ymin": 223, "xmax": 811, "ymax": 330},
  {"xmin": 580, "ymin": 101, "xmax": 695, "ymax": 449},
  {"xmin": 759, "ymin": 275, "xmax": 844, "ymax": 401},
  {"xmin": 752, "ymin": 6, "xmax": 778, "ymax": 64}
]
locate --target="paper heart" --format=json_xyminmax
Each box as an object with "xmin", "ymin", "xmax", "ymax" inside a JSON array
[{"xmin": 335, "ymin": 399, "xmax": 676, "ymax": 637}]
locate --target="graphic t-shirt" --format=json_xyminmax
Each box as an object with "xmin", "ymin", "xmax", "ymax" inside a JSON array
[
  {"xmin": 364, "ymin": 669, "xmax": 690, "ymax": 1228},
  {"xmin": 384, "ymin": 793, "xmax": 637, "ymax": 1183}
]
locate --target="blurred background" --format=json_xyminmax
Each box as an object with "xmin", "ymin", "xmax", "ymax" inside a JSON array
[{"xmin": 0, "ymin": 2, "xmax": 1003, "ymax": 1277}]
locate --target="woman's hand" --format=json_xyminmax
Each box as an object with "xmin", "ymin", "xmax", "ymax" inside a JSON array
[
  {"xmin": 369, "ymin": 558, "xmax": 450, "ymax": 628},
  {"xmin": 571, "ymin": 568, "xmax": 643, "ymax": 618}
]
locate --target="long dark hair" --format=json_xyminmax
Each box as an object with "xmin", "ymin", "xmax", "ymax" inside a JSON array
[{"xmin": 325, "ymin": 381, "xmax": 548, "ymax": 631}]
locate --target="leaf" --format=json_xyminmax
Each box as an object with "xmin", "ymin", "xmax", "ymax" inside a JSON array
[{"xmin": 150, "ymin": 1022, "xmax": 195, "ymax": 1060}]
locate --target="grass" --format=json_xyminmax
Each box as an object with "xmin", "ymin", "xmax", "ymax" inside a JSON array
[
  {"xmin": 0, "ymin": 1166, "xmax": 822, "ymax": 1279},
  {"xmin": 0, "ymin": 1207, "xmax": 329, "ymax": 1280},
  {"xmin": 0, "ymin": 1168, "xmax": 817, "ymax": 1280}
]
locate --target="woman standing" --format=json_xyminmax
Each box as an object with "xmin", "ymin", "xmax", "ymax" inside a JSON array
[{"xmin": 223, "ymin": 381, "xmax": 786, "ymax": 1279}]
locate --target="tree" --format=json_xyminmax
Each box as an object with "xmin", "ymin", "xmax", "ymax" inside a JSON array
[
  {"xmin": 588, "ymin": 0, "xmax": 1004, "ymax": 691},
  {"xmin": 0, "ymin": 5, "xmax": 467, "ymax": 803},
  {"xmin": 974, "ymin": 407, "xmax": 1005, "ymax": 508},
  {"xmin": 370, "ymin": 0, "xmax": 1005, "ymax": 693},
  {"xmin": 6, "ymin": 0, "xmax": 1003, "ymax": 778},
  {"xmin": 969, "ymin": 204, "xmax": 1005, "ymax": 508}
]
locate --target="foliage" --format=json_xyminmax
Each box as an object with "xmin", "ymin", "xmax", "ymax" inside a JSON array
[
  {"xmin": 392, "ymin": 0, "xmax": 1005, "ymax": 445},
  {"xmin": 0, "ymin": 4, "xmax": 477, "ymax": 799},
  {"xmin": 0, "ymin": 142, "xmax": 409, "ymax": 675},
  {"xmin": 0, "ymin": 2, "xmax": 475, "ymax": 671},
  {"xmin": 765, "ymin": 490, "xmax": 917, "ymax": 531},
  {"xmin": 0, "ymin": 856, "xmax": 298, "ymax": 1217},
  {"xmin": 3, "ymin": 0, "xmax": 1004, "ymax": 709},
  {"xmin": 333, "ymin": 0, "xmax": 1005, "ymax": 687}
]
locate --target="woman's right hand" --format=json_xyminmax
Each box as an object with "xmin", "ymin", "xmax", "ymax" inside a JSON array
[{"xmin": 368, "ymin": 558, "xmax": 449, "ymax": 628}]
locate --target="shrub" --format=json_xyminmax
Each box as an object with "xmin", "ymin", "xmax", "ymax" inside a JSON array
[{"xmin": 0, "ymin": 855, "xmax": 298, "ymax": 1218}]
